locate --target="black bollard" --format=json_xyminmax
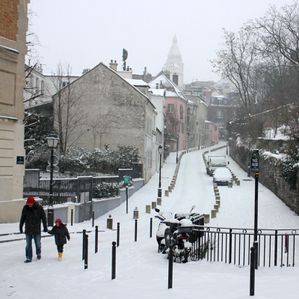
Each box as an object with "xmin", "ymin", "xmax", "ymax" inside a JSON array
[
  {"xmin": 249, "ymin": 246, "xmax": 255, "ymax": 296},
  {"xmin": 150, "ymin": 217, "xmax": 153, "ymax": 238},
  {"xmin": 168, "ymin": 247, "xmax": 173, "ymax": 289},
  {"xmin": 92, "ymin": 211, "xmax": 95, "ymax": 227},
  {"xmin": 95, "ymin": 226, "xmax": 98, "ymax": 253},
  {"xmin": 82, "ymin": 229, "xmax": 86, "ymax": 260},
  {"xmin": 134, "ymin": 219, "xmax": 138, "ymax": 242},
  {"xmin": 84, "ymin": 234, "xmax": 88, "ymax": 269},
  {"xmin": 71, "ymin": 209, "xmax": 74, "ymax": 226},
  {"xmin": 117, "ymin": 222, "xmax": 120, "ymax": 247},
  {"xmin": 112, "ymin": 241, "xmax": 116, "ymax": 280}
]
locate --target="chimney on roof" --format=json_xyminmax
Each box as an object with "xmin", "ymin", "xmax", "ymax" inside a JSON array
[{"xmin": 109, "ymin": 60, "xmax": 118, "ymax": 71}]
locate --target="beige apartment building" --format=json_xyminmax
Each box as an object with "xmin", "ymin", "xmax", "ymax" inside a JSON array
[{"xmin": 0, "ymin": 0, "xmax": 29, "ymax": 222}]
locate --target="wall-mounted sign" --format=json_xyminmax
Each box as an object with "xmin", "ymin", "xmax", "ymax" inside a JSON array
[{"xmin": 16, "ymin": 156, "xmax": 24, "ymax": 165}]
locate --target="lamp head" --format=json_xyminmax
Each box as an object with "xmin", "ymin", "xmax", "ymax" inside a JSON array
[
  {"xmin": 46, "ymin": 135, "xmax": 59, "ymax": 149},
  {"xmin": 158, "ymin": 145, "xmax": 163, "ymax": 154}
]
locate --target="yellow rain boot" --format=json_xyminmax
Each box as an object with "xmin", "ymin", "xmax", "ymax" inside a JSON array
[{"xmin": 58, "ymin": 252, "xmax": 63, "ymax": 260}]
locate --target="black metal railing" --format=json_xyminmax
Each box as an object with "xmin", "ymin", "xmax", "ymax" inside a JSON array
[
  {"xmin": 23, "ymin": 175, "xmax": 120, "ymax": 205},
  {"xmin": 191, "ymin": 226, "xmax": 299, "ymax": 267}
]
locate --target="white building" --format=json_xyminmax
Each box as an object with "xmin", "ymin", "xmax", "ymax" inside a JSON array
[
  {"xmin": 24, "ymin": 64, "xmax": 78, "ymax": 110},
  {"xmin": 163, "ymin": 35, "xmax": 184, "ymax": 89}
]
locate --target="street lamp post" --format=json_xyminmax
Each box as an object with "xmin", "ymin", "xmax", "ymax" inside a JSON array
[
  {"xmin": 157, "ymin": 145, "xmax": 163, "ymax": 199},
  {"xmin": 46, "ymin": 136, "xmax": 59, "ymax": 227}
]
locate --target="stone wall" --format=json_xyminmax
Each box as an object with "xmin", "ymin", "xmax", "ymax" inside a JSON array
[{"xmin": 229, "ymin": 142, "xmax": 299, "ymax": 214}]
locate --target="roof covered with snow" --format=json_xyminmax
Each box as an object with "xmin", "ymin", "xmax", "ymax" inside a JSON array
[{"xmin": 125, "ymin": 79, "xmax": 149, "ymax": 87}]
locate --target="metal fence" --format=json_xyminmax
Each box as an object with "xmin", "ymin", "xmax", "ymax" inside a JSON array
[
  {"xmin": 191, "ymin": 226, "xmax": 299, "ymax": 267},
  {"xmin": 23, "ymin": 175, "xmax": 120, "ymax": 205}
]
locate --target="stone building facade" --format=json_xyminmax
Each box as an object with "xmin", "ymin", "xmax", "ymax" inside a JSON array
[
  {"xmin": 0, "ymin": 0, "xmax": 29, "ymax": 222},
  {"xmin": 53, "ymin": 62, "xmax": 157, "ymax": 182},
  {"xmin": 185, "ymin": 95, "xmax": 209, "ymax": 148},
  {"xmin": 207, "ymin": 93, "xmax": 239, "ymax": 140}
]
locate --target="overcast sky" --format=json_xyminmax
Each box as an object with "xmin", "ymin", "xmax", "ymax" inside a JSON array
[{"xmin": 29, "ymin": 0, "xmax": 295, "ymax": 83}]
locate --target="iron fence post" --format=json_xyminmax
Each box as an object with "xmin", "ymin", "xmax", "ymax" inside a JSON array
[
  {"xmin": 150, "ymin": 217, "xmax": 153, "ymax": 238},
  {"xmin": 134, "ymin": 219, "xmax": 138, "ymax": 242},
  {"xmin": 84, "ymin": 234, "xmax": 88, "ymax": 269},
  {"xmin": 250, "ymin": 246, "xmax": 255, "ymax": 296},
  {"xmin": 112, "ymin": 241, "xmax": 116, "ymax": 280},
  {"xmin": 71, "ymin": 209, "xmax": 74, "ymax": 226},
  {"xmin": 229, "ymin": 228, "xmax": 232, "ymax": 264},
  {"xmin": 82, "ymin": 229, "xmax": 86, "ymax": 260},
  {"xmin": 168, "ymin": 247, "xmax": 173, "ymax": 289},
  {"xmin": 274, "ymin": 230, "xmax": 278, "ymax": 266},
  {"xmin": 95, "ymin": 226, "xmax": 98, "ymax": 253}
]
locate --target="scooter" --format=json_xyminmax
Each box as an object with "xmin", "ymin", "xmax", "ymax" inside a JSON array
[{"xmin": 155, "ymin": 206, "xmax": 204, "ymax": 263}]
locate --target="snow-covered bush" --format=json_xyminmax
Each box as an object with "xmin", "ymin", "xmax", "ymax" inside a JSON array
[
  {"xmin": 114, "ymin": 145, "xmax": 140, "ymax": 168},
  {"xmin": 57, "ymin": 145, "xmax": 140, "ymax": 175},
  {"xmin": 93, "ymin": 182, "xmax": 120, "ymax": 198}
]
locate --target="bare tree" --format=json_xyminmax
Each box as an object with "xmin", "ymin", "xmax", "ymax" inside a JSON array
[
  {"xmin": 255, "ymin": 2, "xmax": 299, "ymax": 66},
  {"xmin": 212, "ymin": 27, "xmax": 261, "ymax": 115},
  {"xmin": 52, "ymin": 64, "xmax": 86, "ymax": 155}
]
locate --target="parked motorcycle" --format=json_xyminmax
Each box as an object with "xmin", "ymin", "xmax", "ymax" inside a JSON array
[{"xmin": 155, "ymin": 206, "xmax": 204, "ymax": 263}]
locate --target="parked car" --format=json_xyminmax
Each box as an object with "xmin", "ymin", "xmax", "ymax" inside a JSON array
[
  {"xmin": 213, "ymin": 167, "xmax": 232, "ymax": 186},
  {"xmin": 206, "ymin": 155, "xmax": 227, "ymax": 176}
]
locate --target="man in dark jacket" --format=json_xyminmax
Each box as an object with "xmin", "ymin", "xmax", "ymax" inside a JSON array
[{"xmin": 19, "ymin": 196, "xmax": 48, "ymax": 263}]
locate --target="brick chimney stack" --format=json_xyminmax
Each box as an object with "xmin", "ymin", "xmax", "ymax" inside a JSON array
[{"xmin": 109, "ymin": 60, "xmax": 118, "ymax": 71}]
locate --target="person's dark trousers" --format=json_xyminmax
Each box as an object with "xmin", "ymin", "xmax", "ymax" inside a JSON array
[
  {"xmin": 25, "ymin": 234, "xmax": 41, "ymax": 261},
  {"xmin": 57, "ymin": 245, "xmax": 64, "ymax": 253}
]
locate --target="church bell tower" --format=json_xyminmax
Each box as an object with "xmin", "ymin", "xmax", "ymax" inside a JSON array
[{"xmin": 163, "ymin": 35, "xmax": 184, "ymax": 89}]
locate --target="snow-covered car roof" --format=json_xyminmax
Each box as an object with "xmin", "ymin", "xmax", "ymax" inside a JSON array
[{"xmin": 213, "ymin": 167, "xmax": 232, "ymax": 181}]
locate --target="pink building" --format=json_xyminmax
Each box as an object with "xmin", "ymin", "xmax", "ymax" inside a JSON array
[
  {"xmin": 164, "ymin": 93, "xmax": 187, "ymax": 151},
  {"xmin": 150, "ymin": 73, "xmax": 187, "ymax": 152}
]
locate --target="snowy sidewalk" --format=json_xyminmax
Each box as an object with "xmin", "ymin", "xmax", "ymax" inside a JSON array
[{"xmin": 1, "ymin": 145, "xmax": 299, "ymax": 299}]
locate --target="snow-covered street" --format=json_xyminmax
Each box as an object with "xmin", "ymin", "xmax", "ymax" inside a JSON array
[{"xmin": 1, "ymin": 145, "xmax": 299, "ymax": 299}]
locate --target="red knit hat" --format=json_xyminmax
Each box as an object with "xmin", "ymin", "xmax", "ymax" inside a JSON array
[
  {"xmin": 55, "ymin": 218, "xmax": 62, "ymax": 225},
  {"xmin": 26, "ymin": 196, "xmax": 36, "ymax": 205}
]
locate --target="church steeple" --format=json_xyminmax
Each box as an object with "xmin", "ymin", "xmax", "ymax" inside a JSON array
[{"xmin": 163, "ymin": 35, "xmax": 184, "ymax": 88}]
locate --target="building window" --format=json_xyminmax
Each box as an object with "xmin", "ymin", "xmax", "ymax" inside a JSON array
[
  {"xmin": 41, "ymin": 80, "xmax": 44, "ymax": 94},
  {"xmin": 180, "ymin": 105, "xmax": 184, "ymax": 119},
  {"xmin": 30, "ymin": 75, "xmax": 34, "ymax": 89},
  {"xmin": 172, "ymin": 74, "xmax": 178, "ymax": 85},
  {"xmin": 216, "ymin": 109, "xmax": 223, "ymax": 119},
  {"xmin": 167, "ymin": 104, "xmax": 174, "ymax": 113},
  {"xmin": 35, "ymin": 78, "xmax": 39, "ymax": 92}
]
